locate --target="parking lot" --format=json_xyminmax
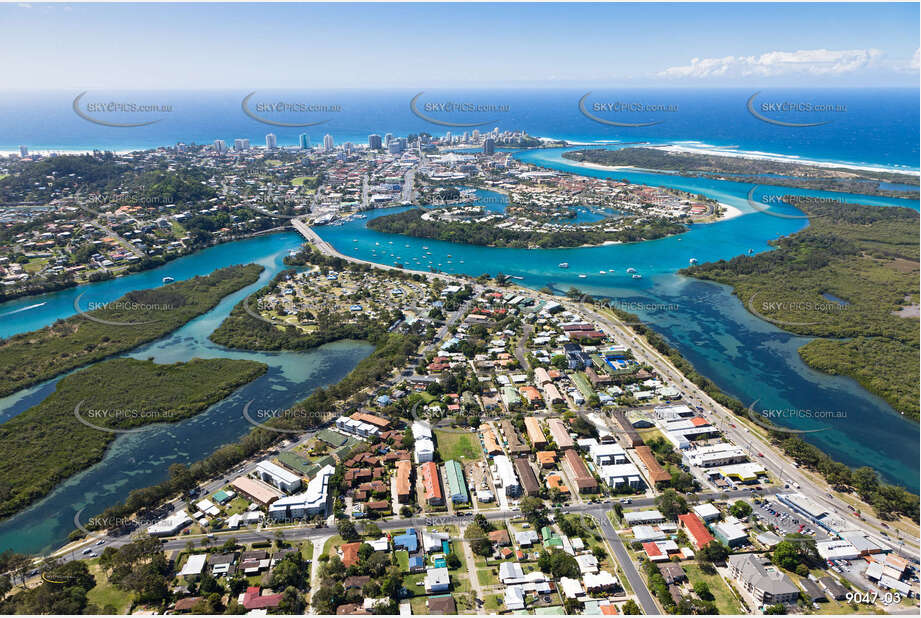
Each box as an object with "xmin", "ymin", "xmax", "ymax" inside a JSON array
[{"xmin": 752, "ymin": 497, "xmax": 830, "ymax": 542}]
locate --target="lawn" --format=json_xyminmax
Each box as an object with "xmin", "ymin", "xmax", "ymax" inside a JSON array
[
  {"xmin": 483, "ymin": 594, "xmax": 503, "ymax": 611},
  {"xmin": 409, "ymin": 596, "xmax": 429, "ymax": 614},
  {"xmin": 434, "ymin": 429, "xmax": 482, "ymax": 461},
  {"xmin": 292, "ymin": 175, "xmax": 317, "ymax": 186},
  {"xmin": 683, "ymin": 562, "xmax": 742, "ymax": 615},
  {"xmin": 86, "ymin": 562, "xmax": 133, "ymax": 614},
  {"xmin": 395, "ymin": 549, "xmax": 410, "ymax": 572},
  {"xmin": 477, "ymin": 568, "xmax": 499, "ymax": 586},
  {"xmin": 322, "ymin": 534, "xmax": 344, "ymax": 558}
]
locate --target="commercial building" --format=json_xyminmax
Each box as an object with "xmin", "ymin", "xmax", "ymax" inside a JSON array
[
  {"xmin": 682, "ymin": 443, "xmax": 747, "ymax": 468},
  {"xmin": 421, "ymin": 461, "xmax": 444, "ymax": 506},
  {"xmin": 444, "ymin": 460, "xmax": 469, "ymax": 504},
  {"xmin": 692, "ymin": 503, "xmax": 721, "ymax": 522},
  {"xmin": 524, "ymin": 417, "xmax": 548, "ymax": 448},
  {"xmin": 513, "ymin": 457, "xmax": 541, "ymax": 496},
  {"xmin": 623, "ymin": 510, "xmax": 666, "ymax": 525},
  {"xmin": 563, "ymin": 449, "xmax": 598, "ymax": 493},
  {"xmin": 547, "ymin": 418, "xmax": 575, "ymax": 449},
  {"xmin": 147, "ymin": 511, "xmax": 192, "ymax": 537},
  {"xmin": 254, "ymin": 461, "xmax": 302, "ymax": 493},
  {"xmin": 713, "ymin": 521, "xmax": 749, "ymax": 547}
]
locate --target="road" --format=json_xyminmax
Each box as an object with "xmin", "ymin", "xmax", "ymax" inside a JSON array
[
  {"xmin": 594, "ymin": 509, "xmax": 659, "ymax": 614},
  {"xmin": 574, "ymin": 300, "xmax": 920, "ymax": 562}
]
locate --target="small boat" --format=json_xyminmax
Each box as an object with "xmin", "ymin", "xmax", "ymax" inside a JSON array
[
  {"xmin": 559, "ymin": 262, "xmax": 569, "ymax": 268},
  {"xmin": 632, "ymin": 274, "xmax": 643, "ymax": 279},
  {"xmin": 626, "ymin": 267, "xmax": 637, "ymax": 273},
  {"xmin": 689, "ymin": 258, "xmax": 698, "ymax": 264},
  {"xmin": 578, "ymin": 274, "xmax": 587, "ymax": 278},
  {"xmin": 353, "ymin": 239, "xmax": 358, "ymax": 242},
  {"xmin": 162, "ymin": 276, "xmax": 174, "ymax": 283},
  {"xmin": 599, "ymin": 270, "xmax": 606, "ymax": 274},
  {"xmin": 748, "ymin": 248, "xmax": 754, "ymax": 254},
  {"xmin": 422, "ymin": 246, "xmax": 428, "ymax": 250}
]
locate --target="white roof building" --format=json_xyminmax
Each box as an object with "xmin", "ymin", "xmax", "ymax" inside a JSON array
[
  {"xmin": 575, "ymin": 554, "xmax": 599, "ymax": 574},
  {"xmin": 493, "ymin": 455, "xmax": 521, "ymax": 497},
  {"xmin": 147, "ymin": 510, "xmax": 192, "ymax": 537},
  {"xmin": 268, "ymin": 465, "xmax": 334, "ymax": 520},
  {"xmin": 254, "ymin": 460, "xmax": 302, "ymax": 493},
  {"xmin": 499, "ymin": 562, "xmax": 525, "ymax": 583},
  {"xmin": 179, "ymin": 553, "xmax": 207, "ymax": 577},
  {"xmin": 623, "ymin": 509, "xmax": 665, "ymax": 525},
  {"xmin": 559, "ymin": 577, "xmax": 585, "ymax": 599},
  {"xmin": 693, "ymin": 503, "xmax": 721, "ymax": 522},
  {"xmin": 599, "ymin": 463, "xmax": 643, "ymax": 489},
  {"xmin": 817, "ymin": 540, "xmax": 860, "ymax": 561},
  {"xmin": 414, "ymin": 438, "xmax": 435, "ymax": 463},
  {"xmin": 589, "ymin": 442, "xmax": 628, "ymax": 465},
  {"xmin": 584, "ymin": 571, "xmax": 619, "ymax": 591}
]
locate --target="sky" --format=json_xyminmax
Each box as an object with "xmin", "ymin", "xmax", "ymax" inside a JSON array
[{"xmin": 1, "ymin": 2, "xmax": 918, "ymax": 89}]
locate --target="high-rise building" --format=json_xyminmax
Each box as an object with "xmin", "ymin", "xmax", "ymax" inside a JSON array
[
  {"xmin": 368, "ymin": 134, "xmax": 382, "ymax": 150},
  {"xmin": 233, "ymin": 138, "xmax": 248, "ymax": 151},
  {"xmin": 213, "ymin": 139, "xmax": 227, "ymax": 154},
  {"xmin": 482, "ymin": 138, "xmax": 496, "ymax": 155},
  {"xmin": 323, "ymin": 134, "xmax": 334, "ymax": 151},
  {"xmin": 471, "ymin": 129, "xmax": 480, "ymax": 141},
  {"xmin": 388, "ymin": 139, "xmax": 404, "ymax": 155},
  {"xmin": 299, "ymin": 133, "xmax": 311, "ymax": 149},
  {"xmin": 444, "ymin": 131, "xmax": 452, "ymax": 143},
  {"xmin": 18, "ymin": 145, "xmax": 28, "ymax": 157},
  {"xmin": 265, "ymin": 133, "xmax": 277, "ymax": 150},
  {"xmin": 384, "ymin": 133, "xmax": 393, "ymax": 147}
]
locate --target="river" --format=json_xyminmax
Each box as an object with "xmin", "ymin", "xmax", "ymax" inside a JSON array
[{"xmin": 0, "ymin": 149, "xmax": 917, "ymax": 555}]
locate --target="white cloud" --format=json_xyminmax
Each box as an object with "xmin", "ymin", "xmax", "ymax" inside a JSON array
[
  {"xmin": 910, "ymin": 48, "xmax": 920, "ymax": 70},
  {"xmin": 659, "ymin": 48, "xmax": 884, "ymax": 79}
]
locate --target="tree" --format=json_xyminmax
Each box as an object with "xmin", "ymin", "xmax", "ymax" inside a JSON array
[
  {"xmin": 446, "ymin": 553, "xmax": 461, "ymax": 569},
  {"xmin": 696, "ymin": 541, "xmax": 729, "ymax": 564},
  {"xmin": 655, "ymin": 488, "xmax": 688, "ymax": 520},
  {"xmin": 464, "ymin": 524, "xmax": 493, "ymax": 557},
  {"xmin": 622, "ymin": 600, "xmax": 641, "ymax": 615},
  {"xmin": 729, "ymin": 500, "xmax": 752, "ymax": 519},
  {"xmin": 337, "ymin": 518, "xmax": 359, "ymax": 541},
  {"xmin": 551, "ymin": 355, "xmax": 569, "ymax": 370},
  {"xmin": 764, "ymin": 603, "xmax": 786, "ymax": 614},
  {"xmin": 520, "ymin": 496, "xmax": 549, "ymax": 529},
  {"xmin": 277, "ymin": 586, "xmax": 306, "ymax": 614},
  {"xmin": 772, "ymin": 536, "xmax": 819, "ymax": 572},
  {"xmin": 693, "ymin": 581, "xmax": 713, "ymax": 601},
  {"xmin": 400, "ymin": 505, "xmax": 413, "ymax": 518}
]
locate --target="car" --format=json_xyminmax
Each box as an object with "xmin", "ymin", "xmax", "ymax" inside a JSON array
[
  {"xmin": 82, "ymin": 548, "xmax": 93, "ymax": 555},
  {"xmin": 729, "ymin": 423, "xmax": 736, "ymax": 428},
  {"xmin": 620, "ymin": 498, "xmax": 632, "ymax": 504},
  {"xmin": 95, "ymin": 539, "xmax": 106, "ymax": 545},
  {"xmin": 757, "ymin": 452, "xmax": 764, "ymax": 457}
]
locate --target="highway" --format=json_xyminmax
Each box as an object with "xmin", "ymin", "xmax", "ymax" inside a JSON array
[{"xmin": 573, "ymin": 300, "xmax": 920, "ymax": 562}]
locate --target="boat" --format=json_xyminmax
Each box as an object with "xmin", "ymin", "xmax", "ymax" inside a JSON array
[
  {"xmin": 689, "ymin": 258, "xmax": 698, "ymax": 264},
  {"xmin": 599, "ymin": 270, "xmax": 606, "ymax": 274},
  {"xmin": 632, "ymin": 274, "xmax": 643, "ymax": 279},
  {"xmin": 422, "ymin": 246, "xmax": 428, "ymax": 250},
  {"xmin": 748, "ymin": 248, "xmax": 754, "ymax": 254},
  {"xmin": 578, "ymin": 274, "xmax": 587, "ymax": 278},
  {"xmin": 162, "ymin": 276, "xmax": 174, "ymax": 283},
  {"xmin": 559, "ymin": 262, "xmax": 569, "ymax": 268},
  {"xmin": 626, "ymin": 267, "xmax": 637, "ymax": 273},
  {"xmin": 352, "ymin": 239, "xmax": 358, "ymax": 242}
]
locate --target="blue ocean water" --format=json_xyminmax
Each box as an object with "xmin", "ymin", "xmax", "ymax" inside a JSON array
[{"xmin": 2, "ymin": 89, "xmax": 918, "ymax": 172}]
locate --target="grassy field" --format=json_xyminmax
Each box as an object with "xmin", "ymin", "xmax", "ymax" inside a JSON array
[
  {"xmin": 292, "ymin": 175, "xmax": 317, "ymax": 186},
  {"xmin": 477, "ymin": 567, "xmax": 499, "ymax": 586},
  {"xmin": 395, "ymin": 549, "xmax": 410, "ymax": 572},
  {"xmin": 683, "ymin": 562, "xmax": 742, "ymax": 615},
  {"xmin": 434, "ymin": 429, "xmax": 482, "ymax": 461},
  {"xmin": 86, "ymin": 562, "xmax": 133, "ymax": 614}
]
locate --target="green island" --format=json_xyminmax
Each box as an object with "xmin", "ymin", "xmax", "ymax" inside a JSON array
[
  {"xmin": 0, "ymin": 357, "xmax": 267, "ymax": 520},
  {"xmin": 0, "ymin": 263, "xmax": 264, "ymax": 397},
  {"xmin": 681, "ymin": 199, "xmax": 919, "ymax": 420},
  {"xmin": 209, "ymin": 250, "xmax": 424, "ymax": 351},
  {"xmin": 366, "ymin": 207, "xmax": 686, "ymax": 248},
  {"xmin": 562, "ymin": 147, "xmax": 920, "ymax": 199}
]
